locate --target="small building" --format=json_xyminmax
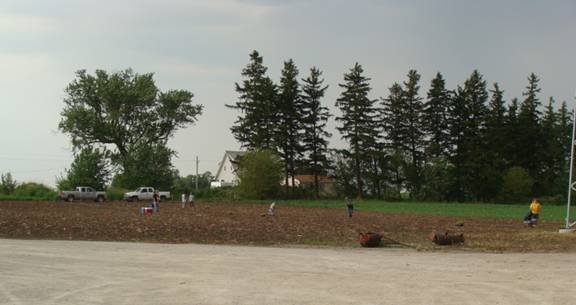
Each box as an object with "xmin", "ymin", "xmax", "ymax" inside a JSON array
[
  {"xmin": 210, "ymin": 151, "xmax": 246, "ymax": 188},
  {"xmin": 293, "ymin": 175, "xmax": 336, "ymax": 196}
]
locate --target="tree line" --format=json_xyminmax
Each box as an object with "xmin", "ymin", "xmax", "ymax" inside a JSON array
[{"xmin": 228, "ymin": 50, "xmax": 573, "ymax": 202}]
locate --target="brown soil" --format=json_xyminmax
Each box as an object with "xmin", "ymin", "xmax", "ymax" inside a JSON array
[{"xmin": 1, "ymin": 200, "xmax": 574, "ymax": 252}]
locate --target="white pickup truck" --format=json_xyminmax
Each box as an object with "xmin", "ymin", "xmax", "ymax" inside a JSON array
[{"xmin": 123, "ymin": 187, "xmax": 171, "ymax": 202}]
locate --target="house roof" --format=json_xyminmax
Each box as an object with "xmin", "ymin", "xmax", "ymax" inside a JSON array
[
  {"xmin": 226, "ymin": 150, "xmax": 246, "ymax": 160},
  {"xmin": 294, "ymin": 175, "xmax": 335, "ymax": 184},
  {"xmin": 214, "ymin": 150, "xmax": 247, "ymax": 180}
]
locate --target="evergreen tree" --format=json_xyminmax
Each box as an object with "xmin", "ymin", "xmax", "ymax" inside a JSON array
[
  {"xmin": 448, "ymin": 70, "xmax": 489, "ymax": 200},
  {"xmin": 478, "ymin": 83, "xmax": 508, "ymax": 199},
  {"xmin": 485, "ymin": 84, "xmax": 507, "ymax": 164},
  {"xmin": 540, "ymin": 97, "xmax": 563, "ymax": 194},
  {"xmin": 400, "ymin": 70, "xmax": 425, "ymax": 194},
  {"xmin": 423, "ymin": 72, "xmax": 451, "ymax": 159},
  {"xmin": 301, "ymin": 67, "xmax": 331, "ymax": 198},
  {"xmin": 486, "ymin": 83, "xmax": 507, "ymax": 156},
  {"xmin": 504, "ymin": 97, "xmax": 521, "ymax": 167},
  {"xmin": 381, "ymin": 83, "xmax": 404, "ymax": 149},
  {"xmin": 448, "ymin": 86, "xmax": 467, "ymax": 200},
  {"xmin": 335, "ymin": 63, "xmax": 379, "ymax": 198},
  {"xmin": 381, "ymin": 83, "xmax": 406, "ymax": 195},
  {"xmin": 276, "ymin": 59, "xmax": 303, "ymax": 194},
  {"xmin": 557, "ymin": 101, "xmax": 573, "ymax": 163},
  {"xmin": 228, "ymin": 50, "xmax": 278, "ymax": 150},
  {"xmin": 517, "ymin": 73, "xmax": 542, "ymax": 187}
]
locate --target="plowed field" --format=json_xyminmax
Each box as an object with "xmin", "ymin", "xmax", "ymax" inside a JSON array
[{"xmin": 1, "ymin": 201, "xmax": 575, "ymax": 252}]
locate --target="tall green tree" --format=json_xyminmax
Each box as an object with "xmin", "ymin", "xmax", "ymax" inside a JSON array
[
  {"xmin": 448, "ymin": 70, "xmax": 489, "ymax": 200},
  {"xmin": 504, "ymin": 97, "xmax": 522, "ymax": 167},
  {"xmin": 59, "ymin": 69, "xmax": 202, "ymax": 189},
  {"xmin": 57, "ymin": 148, "xmax": 111, "ymax": 190},
  {"xmin": 482, "ymin": 83, "xmax": 508, "ymax": 196},
  {"xmin": 400, "ymin": 70, "xmax": 425, "ymax": 194},
  {"xmin": 423, "ymin": 72, "xmax": 451, "ymax": 159},
  {"xmin": 381, "ymin": 83, "xmax": 406, "ymax": 195},
  {"xmin": 228, "ymin": 50, "xmax": 278, "ymax": 150},
  {"xmin": 540, "ymin": 97, "xmax": 563, "ymax": 195},
  {"xmin": 557, "ymin": 101, "xmax": 573, "ymax": 163},
  {"xmin": 517, "ymin": 73, "xmax": 542, "ymax": 181},
  {"xmin": 335, "ymin": 63, "xmax": 379, "ymax": 198},
  {"xmin": 60, "ymin": 69, "xmax": 202, "ymax": 161},
  {"xmin": 301, "ymin": 67, "xmax": 331, "ymax": 198},
  {"xmin": 276, "ymin": 59, "xmax": 303, "ymax": 193}
]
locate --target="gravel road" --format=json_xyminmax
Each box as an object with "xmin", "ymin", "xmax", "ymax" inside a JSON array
[{"xmin": 0, "ymin": 239, "xmax": 573, "ymax": 305}]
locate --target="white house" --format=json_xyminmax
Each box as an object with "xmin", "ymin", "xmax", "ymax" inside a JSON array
[{"xmin": 210, "ymin": 151, "xmax": 246, "ymax": 188}]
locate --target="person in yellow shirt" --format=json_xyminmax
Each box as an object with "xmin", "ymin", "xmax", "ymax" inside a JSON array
[{"xmin": 523, "ymin": 198, "xmax": 542, "ymax": 227}]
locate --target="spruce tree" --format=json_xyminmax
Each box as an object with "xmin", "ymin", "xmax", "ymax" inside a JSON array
[
  {"xmin": 448, "ymin": 70, "xmax": 489, "ymax": 200},
  {"xmin": 517, "ymin": 73, "xmax": 542, "ymax": 181},
  {"xmin": 448, "ymin": 87, "xmax": 467, "ymax": 200},
  {"xmin": 400, "ymin": 70, "xmax": 425, "ymax": 194},
  {"xmin": 381, "ymin": 83, "xmax": 406, "ymax": 196},
  {"xmin": 381, "ymin": 83, "xmax": 404, "ymax": 149},
  {"xmin": 478, "ymin": 83, "xmax": 508, "ymax": 199},
  {"xmin": 557, "ymin": 101, "xmax": 573, "ymax": 163},
  {"xmin": 301, "ymin": 67, "xmax": 331, "ymax": 198},
  {"xmin": 485, "ymin": 83, "xmax": 507, "ymax": 168},
  {"xmin": 228, "ymin": 50, "xmax": 278, "ymax": 150},
  {"xmin": 335, "ymin": 63, "xmax": 379, "ymax": 198},
  {"xmin": 504, "ymin": 98, "xmax": 522, "ymax": 167},
  {"xmin": 276, "ymin": 59, "xmax": 303, "ymax": 193},
  {"xmin": 540, "ymin": 97, "xmax": 563, "ymax": 194},
  {"xmin": 423, "ymin": 72, "xmax": 451, "ymax": 159}
]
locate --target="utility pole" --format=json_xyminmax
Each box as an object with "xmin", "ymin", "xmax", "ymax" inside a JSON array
[
  {"xmin": 566, "ymin": 100, "xmax": 576, "ymax": 229},
  {"xmin": 195, "ymin": 156, "xmax": 199, "ymax": 191}
]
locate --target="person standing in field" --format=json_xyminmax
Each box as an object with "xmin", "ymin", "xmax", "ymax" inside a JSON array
[
  {"xmin": 151, "ymin": 191, "xmax": 160, "ymax": 213},
  {"xmin": 523, "ymin": 198, "xmax": 542, "ymax": 227},
  {"xmin": 181, "ymin": 191, "xmax": 189, "ymax": 208},
  {"xmin": 189, "ymin": 192, "xmax": 195, "ymax": 207},
  {"xmin": 345, "ymin": 197, "xmax": 354, "ymax": 218}
]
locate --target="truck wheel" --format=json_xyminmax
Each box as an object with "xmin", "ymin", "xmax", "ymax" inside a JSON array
[
  {"xmin": 160, "ymin": 196, "xmax": 167, "ymax": 201},
  {"xmin": 67, "ymin": 195, "xmax": 74, "ymax": 202},
  {"xmin": 96, "ymin": 196, "xmax": 105, "ymax": 203},
  {"xmin": 131, "ymin": 196, "xmax": 139, "ymax": 202}
]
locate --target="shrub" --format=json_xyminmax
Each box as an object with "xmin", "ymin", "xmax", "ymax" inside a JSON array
[
  {"xmin": 106, "ymin": 187, "xmax": 130, "ymax": 201},
  {"xmin": 497, "ymin": 167, "xmax": 534, "ymax": 204},
  {"xmin": 237, "ymin": 150, "xmax": 282, "ymax": 199},
  {"xmin": 12, "ymin": 182, "xmax": 57, "ymax": 199}
]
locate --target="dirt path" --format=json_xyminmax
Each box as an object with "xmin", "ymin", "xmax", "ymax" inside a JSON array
[{"xmin": 0, "ymin": 239, "xmax": 574, "ymax": 305}]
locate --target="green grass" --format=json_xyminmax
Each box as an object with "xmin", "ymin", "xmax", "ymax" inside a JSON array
[{"xmin": 269, "ymin": 199, "xmax": 575, "ymax": 222}]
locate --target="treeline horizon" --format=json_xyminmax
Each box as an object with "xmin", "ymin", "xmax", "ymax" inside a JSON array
[{"xmin": 228, "ymin": 50, "xmax": 573, "ymax": 203}]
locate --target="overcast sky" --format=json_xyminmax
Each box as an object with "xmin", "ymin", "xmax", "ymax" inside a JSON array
[{"xmin": 1, "ymin": 0, "xmax": 575, "ymax": 187}]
